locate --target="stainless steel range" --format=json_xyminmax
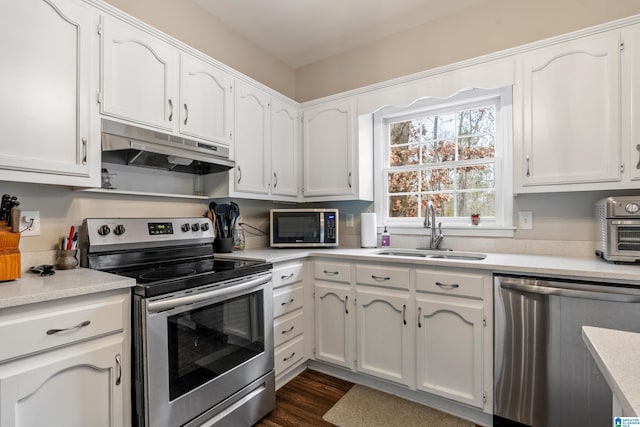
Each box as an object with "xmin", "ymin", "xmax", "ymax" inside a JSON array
[{"xmin": 80, "ymin": 217, "xmax": 275, "ymax": 427}]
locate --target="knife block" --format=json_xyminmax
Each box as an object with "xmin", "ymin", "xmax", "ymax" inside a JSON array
[{"xmin": 0, "ymin": 226, "xmax": 21, "ymax": 281}]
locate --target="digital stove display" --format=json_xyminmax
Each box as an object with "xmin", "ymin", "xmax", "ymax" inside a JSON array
[{"xmin": 148, "ymin": 222, "xmax": 174, "ymax": 235}]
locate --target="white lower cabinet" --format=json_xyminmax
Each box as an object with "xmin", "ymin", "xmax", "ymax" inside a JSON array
[
  {"xmin": 0, "ymin": 289, "xmax": 131, "ymax": 427},
  {"xmin": 314, "ymin": 281, "xmax": 354, "ymax": 369}
]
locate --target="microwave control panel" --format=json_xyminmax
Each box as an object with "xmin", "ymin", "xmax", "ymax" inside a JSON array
[{"xmin": 324, "ymin": 212, "xmax": 337, "ymax": 242}]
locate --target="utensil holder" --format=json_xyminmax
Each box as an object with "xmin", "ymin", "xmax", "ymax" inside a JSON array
[
  {"xmin": 214, "ymin": 237, "xmax": 233, "ymax": 253},
  {"xmin": 55, "ymin": 249, "xmax": 78, "ymax": 270}
]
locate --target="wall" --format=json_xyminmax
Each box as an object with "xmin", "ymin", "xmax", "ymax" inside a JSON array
[
  {"xmin": 295, "ymin": 0, "xmax": 640, "ymax": 102},
  {"xmin": 101, "ymin": 0, "xmax": 296, "ymax": 99}
]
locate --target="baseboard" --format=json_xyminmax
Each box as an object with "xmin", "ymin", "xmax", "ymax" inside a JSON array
[{"xmin": 275, "ymin": 362, "xmax": 308, "ymax": 390}]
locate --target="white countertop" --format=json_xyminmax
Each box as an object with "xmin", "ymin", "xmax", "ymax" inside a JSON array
[
  {"xmin": 582, "ymin": 326, "xmax": 640, "ymax": 416},
  {"xmin": 0, "ymin": 268, "xmax": 135, "ymax": 309},
  {"xmin": 221, "ymin": 247, "xmax": 640, "ymax": 285}
]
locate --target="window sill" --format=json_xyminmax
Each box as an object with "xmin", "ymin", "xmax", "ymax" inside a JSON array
[{"xmin": 379, "ymin": 224, "xmax": 515, "ymax": 238}]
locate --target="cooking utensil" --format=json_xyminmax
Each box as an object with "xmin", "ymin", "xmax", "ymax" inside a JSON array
[{"xmin": 214, "ymin": 204, "xmax": 229, "ymax": 237}]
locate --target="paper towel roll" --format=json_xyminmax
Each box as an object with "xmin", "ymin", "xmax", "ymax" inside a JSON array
[{"xmin": 360, "ymin": 212, "xmax": 377, "ymax": 248}]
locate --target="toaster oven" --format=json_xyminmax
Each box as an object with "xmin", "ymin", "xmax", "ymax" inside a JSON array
[{"xmin": 595, "ymin": 196, "xmax": 640, "ymax": 263}]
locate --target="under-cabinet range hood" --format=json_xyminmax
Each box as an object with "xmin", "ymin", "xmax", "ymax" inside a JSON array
[{"xmin": 101, "ymin": 119, "xmax": 234, "ymax": 175}]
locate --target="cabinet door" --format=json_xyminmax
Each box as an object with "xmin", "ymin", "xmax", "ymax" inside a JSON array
[
  {"xmin": 314, "ymin": 282, "xmax": 354, "ymax": 369},
  {"xmin": 0, "ymin": 336, "xmax": 125, "ymax": 427},
  {"xmin": 271, "ymin": 98, "xmax": 299, "ymax": 199},
  {"xmin": 416, "ymin": 296, "xmax": 484, "ymax": 408},
  {"xmin": 303, "ymin": 98, "xmax": 355, "ymax": 197},
  {"xmin": 233, "ymin": 80, "xmax": 270, "ymax": 195},
  {"xmin": 356, "ymin": 288, "xmax": 412, "ymax": 386},
  {"xmin": 519, "ymin": 31, "xmax": 621, "ymax": 189},
  {"xmin": 180, "ymin": 54, "xmax": 233, "ymax": 145},
  {"xmin": 101, "ymin": 15, "xmax": 178, "ymax": 131},
  {"xmin": 0, "ymin": 0, "xmax": 95, "ymax": 183}
]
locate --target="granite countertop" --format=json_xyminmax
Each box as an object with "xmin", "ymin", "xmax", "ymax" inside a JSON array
[
  {"xmin": 221, "ymin": 247, "xmax": 640, "ymax": 285},
  {"xmin": 0, "ymin": 268, "xmax": 135, "ymax": 309},
  {"xmin": 582, "ymin": 326, "xmax": 640, "ymax": 416}
]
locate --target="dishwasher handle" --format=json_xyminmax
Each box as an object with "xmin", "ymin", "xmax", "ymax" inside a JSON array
[{"xmin": 499, "ymin": 279, "xmax": 640, "ymax": 303}]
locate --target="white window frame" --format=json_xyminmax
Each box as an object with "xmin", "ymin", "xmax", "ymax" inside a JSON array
[{"xmin": 373, "ymin": 87, "xmax": 514, "ymax": 237}]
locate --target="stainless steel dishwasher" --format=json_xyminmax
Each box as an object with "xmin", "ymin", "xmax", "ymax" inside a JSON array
[{"xmin": 494, "ymin": 274, "xmax": 640, "ymax": 427}]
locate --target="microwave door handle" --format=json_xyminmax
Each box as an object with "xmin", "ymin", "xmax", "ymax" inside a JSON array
[
  {"xmin": 500, "ymin": 280, "xmax": 640, "ymax": 303},
  {"xmin": 147, "ymin": 274, "xmax": 272, "ymax": 313},
  {"xmin": 319, "ymin": 213, "xmax": 325, "ymax": 244}
]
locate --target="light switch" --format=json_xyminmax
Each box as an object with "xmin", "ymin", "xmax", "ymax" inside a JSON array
[
  {"xmin": 346, "ymin": 213, "xmax": 354, "ymax": 227},
  {"xmin": 518, "ymin": 211, "xmax": 533, "ymax": 230}
]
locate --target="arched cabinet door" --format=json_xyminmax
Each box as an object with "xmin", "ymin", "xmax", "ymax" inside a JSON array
[
  {"xmin": 314, "ymin": 282, "xmax": 354, "ymax": 369},
  {"xmin": 0, "ymin": 0, "xmax": 99, "ymax": 186}
]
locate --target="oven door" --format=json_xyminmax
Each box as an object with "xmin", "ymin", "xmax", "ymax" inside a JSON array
[
  {"xmin": 140, "ymin": 272, "xmax": 273, "ymax": 427},
  {"xmin": 609, "ymin": 219, "xmax": 640, "ymax": 259}
]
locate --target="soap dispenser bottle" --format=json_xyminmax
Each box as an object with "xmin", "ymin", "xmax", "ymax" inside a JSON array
[{"xmin": 381, "ymin": 226, "xmax": 391, "ymax": 247}]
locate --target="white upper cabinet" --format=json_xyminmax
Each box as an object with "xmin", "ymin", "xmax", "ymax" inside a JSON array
[
  {"xmin": 233, "ymin": 80, "xmax": 271, "ymax": 195},
  {"xmin": 271, "ymin": 98, "xmax": 300, "ymax": 198},
  {"xmin": 514, "ymin": 31, "xmax": 622, "ymax": 192},
  {"xmin": 0, "ymin": 0, "xmax": 100, "ymax": 186},
  {"xmin": 101, "ymin": 15, "xmax": 178, "ymax": 132},
  {"xmin": 179, "ymin": 54, "xmax": 233, "ymax": 145}
]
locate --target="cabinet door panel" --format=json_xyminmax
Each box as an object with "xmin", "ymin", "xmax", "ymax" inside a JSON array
[
  {"xmin": 0, "ymin": 0, "xmax": 92, "ymax": 179},
  {"xmin": 180, "ymin": 54, "xmax": 233, "ymax": 145},
  {"xmin": 356, "ymin": 288, "xmax": 411, "ymax": 386},
  {"xmin": 271, "ymin": 98, "xmax": 299, "ymax": 198},
  {"xmin": 416, "ymin": 297, "xmax": 483, "ymax": 408},
  {"xmin": 314, "ymin": 282, "xmax": 353, "ymax": 368},
  {"xmin": 521, "ymin": 32, "xmax": 621, "ymax": 187},
  {"xmin": 101, "ymin": 16, "xmax": 177, "ymax": 131}
]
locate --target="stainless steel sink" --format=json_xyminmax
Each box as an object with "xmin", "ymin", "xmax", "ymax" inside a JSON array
[{"xmin": 374, "ymin": 248, "xmax": 487, "ymax": 260}]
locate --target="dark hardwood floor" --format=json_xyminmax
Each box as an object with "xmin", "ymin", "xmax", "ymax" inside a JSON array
[{"xmin": 254, "ymin": 369, "xmax": 353, "ymax": 427}]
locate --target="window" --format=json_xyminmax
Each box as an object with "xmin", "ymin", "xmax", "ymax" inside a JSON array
[{"xmin": 374, "ymin": 88, "xmax": 513, "ymax": 236}]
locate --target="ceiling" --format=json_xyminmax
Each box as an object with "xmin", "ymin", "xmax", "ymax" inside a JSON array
[{"xmin": 191, "ymin": 0, "xmax": 486, "ymax": 69}]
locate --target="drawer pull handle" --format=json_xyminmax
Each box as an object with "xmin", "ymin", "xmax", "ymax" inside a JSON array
[
  {"xmin": 372, "ymin": 275, "xmax": 390, "ymax": 281},
  {"xmin": 281, "ymin": 298, "xmax": 294, "ymax": 306},
  {"xmin": 283, "ymin": 352, "xmax": 296, "ymax": 362},
  {"xmin": 46, "ymin": 320, "xmax": 91, "ymax": 335},
  {"xmin": 281, "ymin": 273, "xmax": 294, "ymax": 281},
  {"xmin": 282, "ymin": 326, "xmax": 295, "ymax": 334},
  {"xmin": 323, "ymin": 270, "xmax": 339, "ymax": 276},
  {"xmin": 115, "ymin": 353, "xmax": 122, "ymax": 386},
  {"xmin": 435, "ymin": 281, "xmax": 459, "ymax": 290},
  {"xmin": 418, "ymin": 307, "xmax": 422, "ymax": 328}
]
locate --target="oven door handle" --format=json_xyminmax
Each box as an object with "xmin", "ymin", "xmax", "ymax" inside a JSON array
[
  {"xmin": 500, "ymin": 279, "xmax": 640, "ymax": 303},
  {"xmin": 147, "ymin": 273, "xmax": 272, "ymax": 313}
]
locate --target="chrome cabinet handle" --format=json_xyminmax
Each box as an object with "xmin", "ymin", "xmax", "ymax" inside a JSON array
[
  {"xmin": 417, "ymin": 307, "xmax": 422, "ymax": 328},
  {"xmin": 46, "ymin": 320, "xmax": 91, "ymax": 335},
  {"xmin": 283, "ymin": 352, "xmax": 296, "ymax": 362},
  {"xmin": 115, "ymin": 353, "xmax": 122, "ymax": 386},
  {"xmin": 525, "ymin": 155, "xmax": 531, "ymax": 177},
  {"xmin": 323, "ymin": 270, "xmax": 339, "ymax": 276},
  {"xmin": 345, "ymin": 295, "xmax": 349, "ymax": 314},
  {"xmin": 237, "ymin": 166, "xmax": 242, "ymax": 184},
  {"xmin": 273, "ymin": 172, "xmax": 278, "ymax": 188},
  {"xmin": 81, "ymin": 137, "xmax": 87, "ymax": 165},
  {"xmin": 168, "ymin": 99, "xmax": 173, "ymax": 121},
  {"xmin": 281, "ymin": 298, "xmax": 294, "ymax": 306},
  {"xmin": 281, "ymin": 273, "xmax": 294, "ymax": 281},
  {"xmin": 184, "ymin": 103, "xmax": 189, "ymax": 125},
  {"xmin": 281, "ymin": 326, "xmax": 295, "ymax": 334},
  {"xmin": 435, "ymin": 281, "xmax": 459, "ymax": 290},
  {"xmin": 402, "ymin": 304, "xmax": 407, "ymax": 325},
  {"xmin": 372, "ymin": 275, "xmax": 390, "ymax": 281},
  {"xmin": 636, "ymin": 144, "xmax": 640, "ymax": 169},
  {"xmin": 348, "ymin": 172, "xmax": 352, "ymax": 188}
]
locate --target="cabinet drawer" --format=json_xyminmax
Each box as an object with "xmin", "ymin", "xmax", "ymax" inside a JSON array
[
  {"xmin": 273, "ymin": 263, "xmax": 304, "ymax": 289},
  {"xmin": 356, "ymin": 265, "xmax": 410, "ymax": 290},
  {"xmin": 274, "ymin": 310, "xmax": 303, "ymax": 348},
  {"xmin": 274, "ymin": 335, "xmax": 304, "ymax": 375},
  {"xmin": 314, "ymin": 261, "xmax": 351, "ymax": 283},
  {"xmin": 273, "ymin": 283, "xmax": 303, "ymax": 318},
  {"xmin": 0, "ymin": 293, "xmax": 126, "ymax": 362},
  {"xmin": 415, "ymin": 269, "xmax": 484, "ymax": 299}
]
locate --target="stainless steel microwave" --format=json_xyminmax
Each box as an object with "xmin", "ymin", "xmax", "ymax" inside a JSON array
[{"xmin": 270, "ymin": 209, "xmax": 338, "ymax": 248}]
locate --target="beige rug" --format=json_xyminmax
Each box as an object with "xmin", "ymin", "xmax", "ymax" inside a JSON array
[{"xmin": 322, "ymin": 385, "xmax": 474, "ymax": 427}]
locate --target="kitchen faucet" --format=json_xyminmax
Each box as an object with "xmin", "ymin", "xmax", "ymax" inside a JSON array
[{"xmin": 423, "ymin": 201, "xmax": 444, "ymax": 249}]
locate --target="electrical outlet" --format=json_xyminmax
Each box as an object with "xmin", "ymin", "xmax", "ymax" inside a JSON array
[
  {"xmin": 20, "ymin": 211, "xmax": 40, "ymax": 236},
  {"xmin": 518, "ymin": 211, "xmax": 533, "ymax": 230},
  {"xmin": 346, "ymin": 213, "xmax": 354, "ymax": 227}
]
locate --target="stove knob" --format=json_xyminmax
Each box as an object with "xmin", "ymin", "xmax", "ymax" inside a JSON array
[
  {"xmin": 113, "ymin": 224, "xmax": 126, "ymax": 236},
  {"xmin": 201, "ymin": 222, "xmax": 210, "ymax": 231},
  {"xmin": 191, "ymin": 223, "xmax": 200, "ymax": 232},
  {"xmin": 626, "ymin": 203, "xmax": 640, "ymax": 214},
  {"xmin": 97, "ymin": 225, "xmax": 111, "ymax": 236},
  {"xmin": 181, "ymin": 223, "xmax": 190, "ymax": 232}
]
